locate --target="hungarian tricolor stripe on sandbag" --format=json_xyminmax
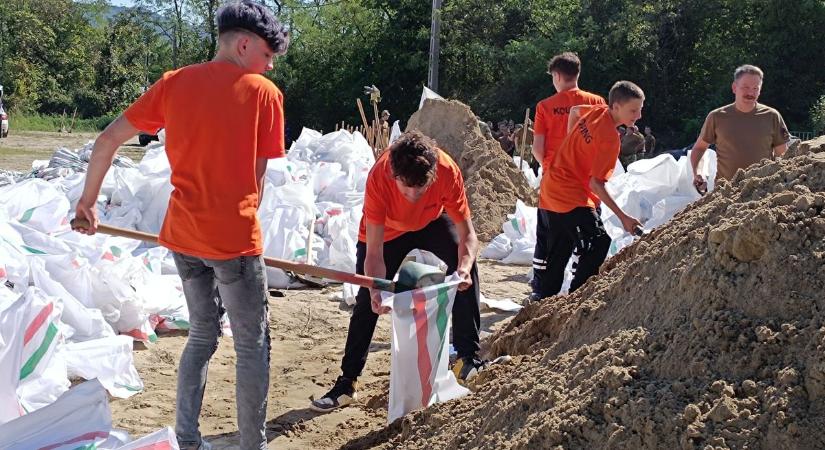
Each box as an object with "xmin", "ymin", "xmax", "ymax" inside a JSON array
[
  {"xmin": 20, "ymin": 301, "xmax": 59, "ymax": 381},
  {"xmin": 385, "ymin": 274, "xmax": 470, "ymax": 423}
]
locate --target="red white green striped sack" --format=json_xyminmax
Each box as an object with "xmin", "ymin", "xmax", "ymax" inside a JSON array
[{"xmin": 383, "ymin": 273, "xmax": 470, "ymax": 423}]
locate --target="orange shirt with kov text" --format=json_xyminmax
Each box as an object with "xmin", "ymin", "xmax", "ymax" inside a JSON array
[
  {"xmin": 534, "ymin": 88, "xmax": 605, "ymax": 169},
  {"xmin": 124, "ymin": 61, "xmax": 285, "ymax": 259},
  {"xmin": 358, "ymin": 148, "xmax": 471, "ymax": 243},
  {"xmin": 542, "ymin": 105, "xmax": 620, "ymax": 213}
]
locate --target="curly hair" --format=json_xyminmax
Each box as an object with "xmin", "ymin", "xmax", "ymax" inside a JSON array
[
  {"xmin": 217, "ymin": 1, "xmax": 290, "ymax": 55},
  {"xmin": 389, "ymin": 131, "xmax": 438, "ymax": 187}
]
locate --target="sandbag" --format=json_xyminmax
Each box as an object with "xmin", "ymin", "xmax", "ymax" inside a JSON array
[
  {"xmin": 63, "ymin": 335, "xmax": 143, "ymax": 398},
  {"xmin": 0, "ymin": 379, "xmax": 112, "ymax": 450},
  {"xmin": 382, "ymin": 273, "xmax": 469, "ymax": 423}
]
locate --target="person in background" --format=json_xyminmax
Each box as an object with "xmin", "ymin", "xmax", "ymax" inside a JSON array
[
  {"xmin": 643, "ymin": 125, "xmax": 656, "ymax": 156},
  {"xmin": 690, "ymin": 64, "xmax": 789, "ymax": 189},
  {"xmin": 619, "ymin": 124, "xmax": 645, "ymax": 169}
]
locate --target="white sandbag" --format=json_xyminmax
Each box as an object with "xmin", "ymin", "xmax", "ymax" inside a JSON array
[
  {"xmin": 382, "ymin": 273, "xmax": 469, "ymax": 423},
  {"xmin": 0, "ymin": 379, "xmax": 112, "ymax": 450},
  {"xmin": 16, "ymin": 349, "xmax": 69, "ymax": 414},
  {"xmin": 17, "ymin": 288, "xmax": 63, "ymax": 389},
  {"xmin": 287, "ymin": 127, "xmax": 323, "ymax": 160},
  {"xmin": 135, "ymin": 177, "xmax": 173, "ymax": 234},
  {"xmin": 264, "ymin": 180, "xmax": 315, "ymax": 219},
  {"xmin": 0, "ymin": 226, "xmax": 30, "ymax": 291},
  {"xmin": 419, "ymin": 86, "xmax": 444, "ymax": 109},
  {"xmin": 6, "ymin": 221, "xmax": 75, "ymax": 256},
  {"xmin": 501, "ymin": 237, "xmax": 535, "ymax": 265},
  {"xmin": 480, "ymin": 233, "xmax": 511, "ymax": 260},
  {"xmin": 502, "ymin": 200, "xmax": 537, "ymax": 243},
  {"xmin": 63, "ymin": 335, "xmax": 143, "ymax": 398},
  {"xmin": 112, "ymin": 426, "xmax": 179, "ymax": 450},
  {"xmin": 0, "ymin": 287, "xmax": 66, "ymax": 424},
  {"xmin": 322, "ymin": 210, "xmax": 360, "ymax": 273},
  {"xmin": 479, "ymin": 294, "xmax": 522, "ymax": 312},
  {"xmin": 512, "ymin": 156, "xmax": 539, "ymax": 189},
  {"xmin": 138, "ymin": 144, "xmax": 171, "ymax": 177},
  {"xmin": 266, "ymin": 157, "xmax": 309, "ymax": 187},
  {"xmin": 29, "ymin": 258, "xmax": 114, "ymax": 342},
  {"xmin": 389, "ymin": 120, "xmax": 402, "ymax": 145},
  {"xmin": 0, "ymin": 286, "xmax": 28, "ymax": 424},
  {"xmin": 0, "ymin": 178, "xmax": 71, "ymax": 234}
]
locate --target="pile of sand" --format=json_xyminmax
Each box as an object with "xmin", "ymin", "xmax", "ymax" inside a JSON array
[
  {"xmin": 344, "ymin": 143, "xmax": 825, "ymax": 449},
  {"xmin": 406, "ymin": 99, "xmax": 537, "ymax": 241}
]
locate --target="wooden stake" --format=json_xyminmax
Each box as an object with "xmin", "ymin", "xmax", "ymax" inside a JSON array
[
  {"xmin": 519, "ymin": 107, "xmax": 530, "ymax": 171},
  {"xmin": 372, "ymin": 101, "xmax": 382, "ymax": 150},
  {"xmin": 69, "ymin": 107, "xmax": 78, "ymax": 133},
  {"xmin": 356, "ymin": 99, "xmax": 370, "ymax": 134}
]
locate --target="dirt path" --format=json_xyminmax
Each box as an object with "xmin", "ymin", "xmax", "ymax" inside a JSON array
[
  {"xmin": 109, "ymin": 261, "xmax": 531, "ymax": 448},
  {"xmin": 0, "ymin": 130, "xmax": 143, "ymax": 171}
]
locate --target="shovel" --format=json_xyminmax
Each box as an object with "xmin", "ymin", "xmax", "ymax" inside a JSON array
[{"xmin": 70, "ymin": 219, "xmax": 444, "ymax": 293}]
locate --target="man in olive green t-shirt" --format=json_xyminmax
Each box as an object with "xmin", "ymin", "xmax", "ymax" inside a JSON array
[{"xmin": 690, "ymin": 64, "xmax": 789, "ymax": 189}]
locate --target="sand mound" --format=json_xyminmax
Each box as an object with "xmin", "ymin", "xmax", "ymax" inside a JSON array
[
  {"xmin": 344, "ymin": 144, "xmax": 825, "ymax": 449},
  {"xmin": 787, "ymin": 134, "xmax": 825, "ymax": 158},
  {"xmin": 406, "ymin": 99, "xmax": 537, "ymax": 241}
]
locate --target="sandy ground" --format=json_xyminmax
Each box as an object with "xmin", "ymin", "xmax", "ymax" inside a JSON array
[
  {"xmin": 1, "ymin": 130, "xmax": 534, "ymax": 448},
  {"xmin": 0, "ymin": 130, "xmax": 143, "ymax": 171},
  {"xmin": 110, "ymin": 261, "xmax": 530, "ymax": 448}
]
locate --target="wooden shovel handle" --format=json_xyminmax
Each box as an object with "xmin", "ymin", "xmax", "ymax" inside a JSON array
[{"xmin": 69, "ymin": 219, "xmax": 395, "ymax": 292}]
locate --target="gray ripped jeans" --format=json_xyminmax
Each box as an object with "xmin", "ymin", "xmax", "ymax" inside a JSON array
[{"xmin": 172, "ymin": 252, "xmax": 270, "ymax": 450}]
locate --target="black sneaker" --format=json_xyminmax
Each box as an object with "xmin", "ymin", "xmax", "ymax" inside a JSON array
[
  {"xmin": 451, "ymin": 356, "xmax": 488, "ymax": 383},
  {"xmin": 309, "ymin": 376, "xmax": 358, "ymax": 413},
  {"xmin": 524, "ymin": 292, "xmax": 542, "ymax": 305}
]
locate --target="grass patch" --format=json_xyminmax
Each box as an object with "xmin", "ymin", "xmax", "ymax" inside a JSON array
[{"xmin": 11, "ymin": 113, "xmax": 116, "ymax": 132}]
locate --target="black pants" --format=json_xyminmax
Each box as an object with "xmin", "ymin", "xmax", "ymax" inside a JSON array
[
  {"xmin": 340, "ymin": 214, "xmax": 481, "ymax": 380},
  {"xmin": 531, "ymin": 207, "xmax": 611, "ymax": 299}
]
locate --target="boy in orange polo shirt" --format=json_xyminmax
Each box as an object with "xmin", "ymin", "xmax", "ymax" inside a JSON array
[
  {"xmin": 534, "ymin": 81, "xmax": 644, "ymax": 299},
  {"xmin": 530, "ymin": 52, "xmax": 605, "ymax": 302},
  {"xmin": 310, "ymin": 130, "xmax": 483, "ymax": 413},
  {"xmin": 72, "ymin": 2, "xmax": 288, "ymax": 448}
]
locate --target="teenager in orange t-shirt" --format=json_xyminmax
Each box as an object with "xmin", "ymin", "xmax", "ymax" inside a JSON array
[
  {"xmin": 529, "ymin": 52, "xmax": 605, "ymax": 302},
  {"xmin": 72, "ymin": 3, "xmax": 288, "ymax": 448},
  {"xmin": 310, "ymin": 131, "xmax": 484, "ymax": 413},
  {"xmin": 532, "ymin": 81, "xmax": 645, "ymax": 301}
]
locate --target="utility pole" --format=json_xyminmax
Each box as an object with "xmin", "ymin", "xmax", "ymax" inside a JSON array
[{"xmin": 427, "ymin": 0, "xmax": 442, "ymax": 92}]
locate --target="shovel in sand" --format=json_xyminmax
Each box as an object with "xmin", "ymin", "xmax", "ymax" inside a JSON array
[{"xmin": 70, "ymin": 219, "xmax": 444, "ymax": 293}]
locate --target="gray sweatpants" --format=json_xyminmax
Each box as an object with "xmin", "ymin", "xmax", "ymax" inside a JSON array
[{"xmin": 172, "ymin": 252, "xmax": 270, "ymax": 450}]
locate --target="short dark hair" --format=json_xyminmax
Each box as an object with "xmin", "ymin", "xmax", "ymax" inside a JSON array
[
  {"xmin": 389, "ymin": 131, "xmax": 438, "ymax": 188},
  {"xmin": 217, "ymin": 1, "xmax": 289, "ymax": 55},
  {"xmin": 547, "ymin": 52, "xmax": 581, "ymax": 80},
  {"xmin": 608, "ymin": 81, "xmax": 645, "ymax": 106}
]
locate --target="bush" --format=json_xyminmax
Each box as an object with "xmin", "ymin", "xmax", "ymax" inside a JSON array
[
  {"xmin": 11, "ymin": 112, "xmax": 115, "ymax": 132},
  {"xmin": 811, "ymin": 95, "xmax": 825, "ymax": 135}
]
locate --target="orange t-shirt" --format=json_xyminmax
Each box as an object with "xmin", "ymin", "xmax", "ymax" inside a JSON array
[
  {"xmin": 542, "ymin": 105, "xmax": 620, "ymax": 213},
  {"xmin": 534, "ymin": 88, "xmax": 605, "ymax": 168},
  {"xmin": 358, "ymin": 148, "xmax": 471, "ymax": 243},
  {"xmin": 124, "ymin": 61, "xmax": 285, "ymax": 259}
]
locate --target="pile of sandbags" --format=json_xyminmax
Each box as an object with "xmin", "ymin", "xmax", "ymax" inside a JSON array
[{"xmin": 482, "ymin": 151, "xmax": 716, "ymax": 266}]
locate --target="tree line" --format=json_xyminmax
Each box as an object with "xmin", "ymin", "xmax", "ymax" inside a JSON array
[{"xmin": 1, "ymin": 0, "xmax": 823, "ymax": 147}]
